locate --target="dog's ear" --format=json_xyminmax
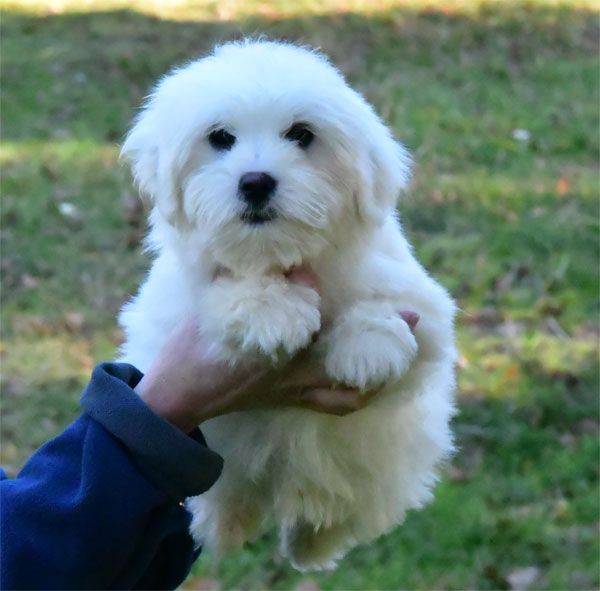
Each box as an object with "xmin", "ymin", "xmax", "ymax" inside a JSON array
[
  {"xmin": 354, "ymin": 118, "xmax": 412, "ymax": 225},
  {"xmin": 121, "ymin": 111, "xmax": 189, "ymax": 228}
]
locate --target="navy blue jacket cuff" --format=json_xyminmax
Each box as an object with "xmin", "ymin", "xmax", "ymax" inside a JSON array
[{"xmin": 80, "ymin": 362, "xmax": 223, "ymax": 502}]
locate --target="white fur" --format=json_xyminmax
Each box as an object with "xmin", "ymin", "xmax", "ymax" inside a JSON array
[{"xmin": 119, "ymin": 40, "xmax": 457, "ymax": 570}]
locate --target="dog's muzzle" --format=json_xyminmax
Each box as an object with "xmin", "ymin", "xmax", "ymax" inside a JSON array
[{"xmin": 238, "ymin": 172, "xmax": 278, "ymax": 224}]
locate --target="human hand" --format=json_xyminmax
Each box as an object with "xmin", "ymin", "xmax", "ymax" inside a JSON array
[{"xmin": 135, "ymin": 269, "xmax": 419, "ymax": 432}]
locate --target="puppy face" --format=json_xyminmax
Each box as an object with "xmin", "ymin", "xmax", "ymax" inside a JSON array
[{"xmin": 122, "ymin": 41, "xmax": 411, "ymax": 272}]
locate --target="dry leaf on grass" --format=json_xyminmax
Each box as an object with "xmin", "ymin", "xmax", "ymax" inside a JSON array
[{"xmin": 507, "ymin": 566, "xmax": 542, "ymax": 591}]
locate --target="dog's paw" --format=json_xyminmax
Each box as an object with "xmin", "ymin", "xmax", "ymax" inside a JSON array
[
  {"xmin": 187, "ymin": 495, "xmax": 264, "ymax": 553},
  {"xmin": 202, "ymin": 277, "xmax": 320, "ymax": 359},
  {"xmin": 325, "ymin": 301, "xmax": 418, "ymax": 390},
  {"xmin": 281, "ymin": 521, "xmax": 351, "ymax": 572}
]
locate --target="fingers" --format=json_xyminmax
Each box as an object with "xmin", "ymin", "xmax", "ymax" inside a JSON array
[
  {"xmin": 293, "ymin": 309, "xmax": 418, "ymax": 415},
  {"xmin": 399, "ymin": 310, "xmax": 420, "ymax": 331},
  {"xmin": 278, "ymin": 350, "xmax": 333, "ymax": 389},
  {"xmin": 296, "ymin": 387, "xmax": 377, "ymax": 416},
  {"xmin": 285, "ymin": 265, "xmax": 319, "ymax": 292}
]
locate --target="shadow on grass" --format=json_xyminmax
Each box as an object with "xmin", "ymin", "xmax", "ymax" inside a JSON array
[{"xmin": 1, "ymin": 3, "xmax": 598, "ymax": 142}]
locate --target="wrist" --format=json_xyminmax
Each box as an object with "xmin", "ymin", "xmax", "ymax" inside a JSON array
[{"xmin": 135, "ymin": 374, "xmax": 204, "ymax": 433}]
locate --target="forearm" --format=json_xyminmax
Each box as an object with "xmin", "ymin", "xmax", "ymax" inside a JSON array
[{"xmin": 0, "ymin": 363, "xmax": 223, "ymax": 590}]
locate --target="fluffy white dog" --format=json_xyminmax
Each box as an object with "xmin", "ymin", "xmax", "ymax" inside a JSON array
[{"xmin": 119, "ymin": 40, "xmax": 457, "ymax": 570}]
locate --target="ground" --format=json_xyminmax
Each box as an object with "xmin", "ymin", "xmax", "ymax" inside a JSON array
[{"xmin": 1, "ymin": 0, "xmax": 598, "ymax": 589}]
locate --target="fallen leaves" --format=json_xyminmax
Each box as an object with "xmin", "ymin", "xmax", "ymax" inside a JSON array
[
  {"xmin": 63, "ymin": 311, "xmax": 85, "ymax": 334},
  {"xmin": 183, "ymin": 578, "xmax": 221, "ymax": 591},
  {"xmin": 506, "ymin": 566, "xmax": 542, "ymax": 591},
  {"xmin": 512, "ymin": 129, "xmax": 531, "ymax": 142},
  {"xmin": 122, "ymin": 190, "xmax": 145, "ymax": 226},
  {"xmin": 57, "ymin": 201, "xmax": 81, "ymax": 221},
  {"xmin": 10, "ymin": 312, "xmax": 88, "ymax": 337},
  {"xmin": 20, "ymin": 273, "xmax": 39, "ymax": 289},
  {"xmin": 122, "ymin": 190, "xmax": 145, "ymax": 248},
  {"xmin": 483, "ymin": 565, "xmax": 544, "ymax": 591},
  {"xmin": 295, "ymin": 579, "xmax": 320, "ymax": 591},
  {"xmin": 556, "ymin": 176, "xmax": 570, "ymax": 197},
  {"xmin": 503, "ymin": 364, "xmax": 520, "ymax": 381}
]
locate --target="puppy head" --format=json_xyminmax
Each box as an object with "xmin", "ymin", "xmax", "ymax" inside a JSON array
[{"xmin": 122, "ymin": 40, "xmax": 411, "ymax": 272}]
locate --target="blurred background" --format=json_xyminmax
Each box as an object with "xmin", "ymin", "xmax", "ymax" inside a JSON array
[{"xmin": 1, "ymin": 0, "xmax": 598, "ymax": 589}]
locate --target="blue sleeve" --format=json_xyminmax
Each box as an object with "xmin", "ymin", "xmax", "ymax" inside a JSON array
[{"xmin": 0, "ymin": 362, "xmax": 224, "ymax": 591}]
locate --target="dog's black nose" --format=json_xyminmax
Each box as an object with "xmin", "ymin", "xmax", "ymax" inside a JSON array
[{"xmin": 239, "ymin": 172, "xmax": 277, "ymax": 208}]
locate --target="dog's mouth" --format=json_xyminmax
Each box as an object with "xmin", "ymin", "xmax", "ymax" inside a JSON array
[{"xmin": 240, "ymin": 208, "xmax": 277, "ymax": 225}]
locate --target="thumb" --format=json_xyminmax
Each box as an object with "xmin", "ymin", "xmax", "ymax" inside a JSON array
[
  {"xmin": 399, "ymin": 310, "xmax": 420, "ymax": 331},
  {"xmin": 285, "ymin": 265, "xmax": 319, "ymax": 292},
  {"xmin": 298, "ymin": 387, "xmax": 371, "ymax": 416}
]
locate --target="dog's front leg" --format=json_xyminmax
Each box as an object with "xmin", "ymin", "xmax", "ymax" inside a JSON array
[
  {"xmin": 324, "ymin": 300, "xmax": 419, "ymax": 390},
  {"xmin": 200, "ymin": 275, "xmax": 321, "ymax": 360}
]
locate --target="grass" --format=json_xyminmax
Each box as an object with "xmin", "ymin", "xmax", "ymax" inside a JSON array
[{"xmin": 1, "ymin": 0, "xmax": 598, "ymax": 589}]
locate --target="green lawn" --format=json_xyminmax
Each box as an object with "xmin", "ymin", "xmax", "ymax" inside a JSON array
[{"xmin": 1, "ymin": 1, "xmax": 598, "ymax": 589}]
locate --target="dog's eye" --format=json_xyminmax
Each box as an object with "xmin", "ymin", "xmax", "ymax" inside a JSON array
[
  {"xmin": 208, "ymin": 129, "xmax": 236, "ymax": 151},
  {"xmin": 284, "ymin": 123, "xmax": 314, "ymax": 150}
]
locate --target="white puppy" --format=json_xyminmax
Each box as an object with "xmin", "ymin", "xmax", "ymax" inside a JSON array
[{"xmin": 119, "ymin": 40, "xmax": 457, "ymax": 570}]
